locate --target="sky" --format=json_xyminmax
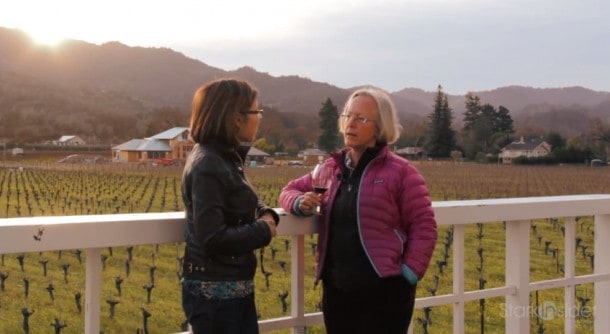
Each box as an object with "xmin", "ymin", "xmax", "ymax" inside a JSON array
[{"xmin": 2, "ymin": 0, "xmax": 609, "ymax": 95}]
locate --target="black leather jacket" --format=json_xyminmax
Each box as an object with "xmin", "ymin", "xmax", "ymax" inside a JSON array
[{"xmin": 181, "ymin": 143, "xmax": 278, "ymax": 281}]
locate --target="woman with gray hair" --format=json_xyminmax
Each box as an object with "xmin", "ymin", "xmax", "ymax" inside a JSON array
[{"xmin": 279, "ymin": 86, "xmax": 437, "ymax": 333}]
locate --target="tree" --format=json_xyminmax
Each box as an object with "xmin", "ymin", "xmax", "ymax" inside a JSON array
[
  {"xmin": 144, "ymin": 107, "xmax": 189, "ymax": 136},
  {"xmin": 289, "ymin": 127, "xmax": 312, "ymax": 151},
  {"xmin": 463, "ymin": 92, "xmax": 481, "ymax": 132},
  {"xmin": 546, "ymin": 131, "xmax": 566, "ymax": 151},
  {"xmin": 253, "ymin": 138, "xmax": 275, "ymax": 153},
  {"xmin": 426, "ymin": 85, "xmax": 456, "ymax": 158},
  {"xmin": 495, "ymin": 106, "xmax": 514, "ymax": 134},
  {"xmin": 317, "ymin": 98, "xmax": 341, "ymax": 153},
  {"xmin": 589, "ymin": 117, "xmax": 610, "ymax": 142},
  {"xmin": 461, "ymin": 94, "xmax": 515, "ymax": 159},
  {"xmin": 587, "ymin": 118, "xmax": 610, "ymax": 158}
]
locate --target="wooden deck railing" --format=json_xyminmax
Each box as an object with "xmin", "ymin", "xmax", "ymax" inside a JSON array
[{"xmin": 1, "ymin": 194, "xmax": 610, "ymax": 333}]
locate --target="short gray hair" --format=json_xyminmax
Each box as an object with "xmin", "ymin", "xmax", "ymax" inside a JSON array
[{"xmin": 339, "ymin": 86, "xmax": 402, "ymax": 144}]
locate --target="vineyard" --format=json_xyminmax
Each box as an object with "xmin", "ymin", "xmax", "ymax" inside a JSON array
[{"xmin": 0, "ymin": 159, "xmax": 609, "ymax": 333}]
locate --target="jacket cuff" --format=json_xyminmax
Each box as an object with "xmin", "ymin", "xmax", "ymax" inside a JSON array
[
  {"xmin": 292, "ymin": 196, "xmax": 306, "ymax": 216},
  {"xmin": 261, "ymin": 208, "xmax": 280, "ymax": 225},
  {"xmin": 256, "ymin": 207, "xmax": 280, "ymax": 226},
  {"xmin": 401, "ymin": 264, "xmax": 418, "ymax": 285}
]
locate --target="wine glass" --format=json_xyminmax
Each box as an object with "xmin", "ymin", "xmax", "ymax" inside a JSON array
[{"xmin": 311, "ymin": 163, "xmax": 333, "ymax": 214}]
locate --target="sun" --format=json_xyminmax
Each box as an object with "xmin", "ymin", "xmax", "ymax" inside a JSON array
[{"xmin": 25, "ymin": 27, "xmax": 68, "ymax": 47}]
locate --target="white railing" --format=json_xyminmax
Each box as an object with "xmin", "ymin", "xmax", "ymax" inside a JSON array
[{"xmin": 1, "ymin": 194, "xmax": 610, "ymax": 333}]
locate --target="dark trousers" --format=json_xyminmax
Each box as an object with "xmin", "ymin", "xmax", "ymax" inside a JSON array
[
  {"xmin": 322, "ymin": 276, "xmax": 416, "ymax": 334},
  {"xmin": 182, "ymin": 286, "xmax": 259, "ymax": 334}
]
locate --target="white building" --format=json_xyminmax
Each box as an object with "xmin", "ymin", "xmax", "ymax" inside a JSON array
[
  {"xmin": 499, "ymin": 137, "xmax": 551, "ymax": 164},
  {"xmin": 56, "ymin": 135, "xmax": 86, "ymax": 146}
]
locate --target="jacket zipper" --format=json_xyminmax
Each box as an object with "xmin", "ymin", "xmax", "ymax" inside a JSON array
[{"xmin": 356, "ymin": 154, "xmax": 385, "ymax": 277}]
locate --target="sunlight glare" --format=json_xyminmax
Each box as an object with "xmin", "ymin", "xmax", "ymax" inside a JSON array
[{"xmin": 25, "ymin": 28, "xmax": 68, "ymax": 47}]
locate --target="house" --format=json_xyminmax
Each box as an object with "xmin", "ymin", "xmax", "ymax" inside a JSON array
[
  {"xmin": 395, "ymin": 146, "xmax": 424, "ymax": 159},
  {"xmin": 299, "ymin": 148, "xmax": 327, "ymax": 166},
  {"xmin": 112, "ymin": 127, "xmax": 269, "ymax": 165},
  {"xmin": 56, "ymin": 135, "xmax": 86, "ymax": 146},
  {"xmin": 112, "ymin": 127, "xmax": 192, "ymax": 163},
  {"xmin": 149, "ymin": 127, "xmax": 193, "ymax": 162},
  {"xmin": 112, "ymin": 138, "xmax": 173, "ymax": 163},
  {"xmin": 498, "ymin": 137, "xmax": 551, "ymax": 164},
  {"xmin": 246, "ymin": 147, "xmax": 271, "ymax": 166}
]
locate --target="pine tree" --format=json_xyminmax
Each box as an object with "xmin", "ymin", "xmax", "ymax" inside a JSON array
[
  {"xmin": 495, "ymin": 105, "xmax": 514, "ymax": 134},
  {"xmin": 463, "ymin": 92, "xmax": 481, "ymax": 131},
  {"xmin": 461, "ymin": 93, "xmax": 515, "ymax": 158},
  {"xmin": 317, "ymin": 98, "xmax": 341, "ymax": 153},
  {"xmin": 475, "ymin": 104, "xmax": 496, "ymax": 142},
  {"xmin": 426, "ymin": 85, "xmax": 456, "ymax": 157}
]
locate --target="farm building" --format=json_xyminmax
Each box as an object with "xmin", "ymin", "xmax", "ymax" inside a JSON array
[
  {"xmin": 56, "ymin": 135, "xmax": 86, "ymax": 146},
  {"xmin": 112, "ymin": 138, "xmax": 174, "ymax": 163},
  {"xmin": 246, "ymin": 147, "xmax": 271, "ymax": 166},
  {"xmin": 395, "ymin": 146, "xmax": 424, "ymax": 159},
  {"xmin": 299, "ymin": 148, "xmax": 327, "ymax": 166},
  {"xmin": 112, "ymin": 127, "xmax": 193, "ymax": 163},
  {"xmin": 112, "ymin": 127, "xmax": 269, "ymax": 165},
  {"xmin": 498, "ymin": 137, "xmax": 551, "ymax": 164}
]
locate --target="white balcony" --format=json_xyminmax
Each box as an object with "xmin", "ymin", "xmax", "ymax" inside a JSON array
[{"xmin": 1, "ymin": 194, "xmax": 610, "ymax": 333}]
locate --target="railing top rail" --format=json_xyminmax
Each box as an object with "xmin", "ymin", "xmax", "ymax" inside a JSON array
[
  {"xmin": 433, "ymin": 194, "xmax": 610, "ymax": 225},
  {"xmin": 2, "ymin": 195, "xmax": 610, "ymax": 254}
]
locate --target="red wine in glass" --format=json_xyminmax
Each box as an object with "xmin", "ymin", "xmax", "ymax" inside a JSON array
[{"xmin": 311, "ymin": 164, "xmax": 333, "ymax": 214}]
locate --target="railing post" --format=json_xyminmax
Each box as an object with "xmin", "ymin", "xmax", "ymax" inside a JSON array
[
  {"xmin": 563, "ymin": 217, "xmax": 576, "ymax": 334},
  {"xmin": 291, "ymin": 234, "xmax": 306, "ymax": 334},
  {"xmin": 85, "ymin": 248, "xmax": 102, "ymax": 334},
  {"xmin": 505, "ymin": 220, "xmax": 530, "ymax": 333},
  {"xmin": 453, "ymin": 225, "xmax": 465, "ymax": 334},
  {"xmin": 594, "ymin": 214, "xmax": 610, "ymax": 333}
]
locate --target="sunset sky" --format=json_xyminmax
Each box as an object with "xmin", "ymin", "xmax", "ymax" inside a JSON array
[{"xmin": 2, "ymin": 0, "xmax": 609, "ymax": 94}]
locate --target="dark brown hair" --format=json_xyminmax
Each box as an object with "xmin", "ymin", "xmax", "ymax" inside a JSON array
[{"xmin": 189, "ymin": 78, "xmax": 258, "ymax": 148}]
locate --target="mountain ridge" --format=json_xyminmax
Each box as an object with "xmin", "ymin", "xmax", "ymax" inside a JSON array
[{"xmin": 1, "ymin": 26, "xmax": 609, "ymax": 145}]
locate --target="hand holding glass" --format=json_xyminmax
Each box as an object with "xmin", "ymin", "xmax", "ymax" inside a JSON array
[{"xmin": 311, "ymin": 164, "xmax": 333, "ymax": 214}]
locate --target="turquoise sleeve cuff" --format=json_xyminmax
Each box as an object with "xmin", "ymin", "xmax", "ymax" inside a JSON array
[
  {"xmin": 292, "ymin": 196, "xmax": 306, "ymax": 216},
  {"xmin": 401, "ymin": 264, "xmax": 418, "ymax": 285}
]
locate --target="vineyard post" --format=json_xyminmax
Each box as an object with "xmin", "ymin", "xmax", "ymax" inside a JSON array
[{"xmin": 594, "ymin": 213, "xmax": 610, "ymax": 332}]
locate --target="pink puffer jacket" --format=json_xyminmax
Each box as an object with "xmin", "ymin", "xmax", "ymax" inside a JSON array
[{"xmin": 279, "ymin": 146, "xmax": 437, "ymax": 281}]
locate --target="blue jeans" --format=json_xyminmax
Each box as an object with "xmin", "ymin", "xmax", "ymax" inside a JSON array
[{"xmin": 182, "ymin": 284, "xmax": 259, "ymax": 334}]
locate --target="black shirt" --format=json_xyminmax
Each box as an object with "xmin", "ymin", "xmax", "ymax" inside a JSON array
[{"xmin": 322, "ymin": 145, "xmax": 383, "ymax": 291}]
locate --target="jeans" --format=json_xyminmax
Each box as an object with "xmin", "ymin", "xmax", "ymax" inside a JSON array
[
  {"xmin": 322, "ymin": 275, "xmax": 416, "ymax": 334},
  {"xmin": 182, "ymin": 283, "xmax": 259, "ymax": 334}
]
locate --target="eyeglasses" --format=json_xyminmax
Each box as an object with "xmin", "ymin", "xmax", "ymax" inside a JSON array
[
  {"xmin": 340, "ymin": 113, "xmax": 374, "ymax": 124},
  {"xmin": 240, "ymin": 109, "xmax": 263, "ymax": 117}
]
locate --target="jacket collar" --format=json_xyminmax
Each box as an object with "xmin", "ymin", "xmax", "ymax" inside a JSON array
[
  {"xmin": 331, "ymin": 144, "xmax": 389, "ymax": 167},
  {"xmin": 201, "ymin": 141, "xmax": 250, "ymax": 165}
]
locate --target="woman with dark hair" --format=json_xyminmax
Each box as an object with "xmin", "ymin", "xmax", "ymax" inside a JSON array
[
  {"xmin": 181, "ymin": 78, "xmax": 278, "ymax": 334},
  {"xmin": 279, "ymin": 86, "xmax": 437, "ymax": 333}
]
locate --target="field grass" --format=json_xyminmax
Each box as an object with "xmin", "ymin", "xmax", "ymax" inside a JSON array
[{"xmin": 0, "ymin": 157, "xmax": 609, "ymax": 333}]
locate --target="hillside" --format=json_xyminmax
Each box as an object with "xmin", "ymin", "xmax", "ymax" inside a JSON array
[{"xmin": 1, "ymin": 26, "xmax": 610, "ymax": 146}]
